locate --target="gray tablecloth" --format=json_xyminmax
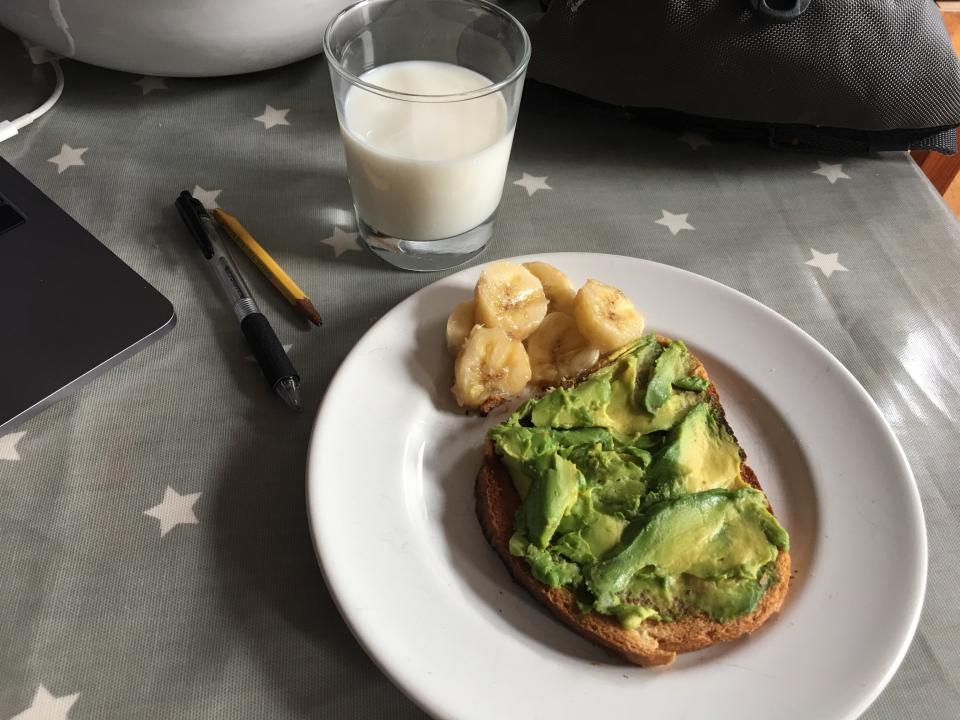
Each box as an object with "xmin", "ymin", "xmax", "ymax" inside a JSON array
[{"xmin": 2, "ymin": 27, "xmax": 959, "ymax": 720}]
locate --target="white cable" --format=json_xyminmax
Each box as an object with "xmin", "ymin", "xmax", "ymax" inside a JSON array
[{"xmin": 0, "ymin": 59, "xmax": 65, "ymax": 142}]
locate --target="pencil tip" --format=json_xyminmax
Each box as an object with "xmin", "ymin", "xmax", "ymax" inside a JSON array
[{"xmin": 297, "ymin": 298, "xmax": 323, "ymax": 326}]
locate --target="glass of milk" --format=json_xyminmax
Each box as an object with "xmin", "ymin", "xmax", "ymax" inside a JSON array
[{"xmin": 323, "ymin": 0, "xmax": 530, "ymax": 271}]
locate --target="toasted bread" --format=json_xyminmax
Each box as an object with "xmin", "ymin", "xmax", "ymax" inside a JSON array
[{"xmin": 475, "ymin": 340, "xmax": 791, "ymax": 666}]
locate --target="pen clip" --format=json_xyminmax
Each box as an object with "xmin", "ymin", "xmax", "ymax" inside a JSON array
[{"xmin": 175, "ymin": 190, "xmax": 215, "ymax": 259}]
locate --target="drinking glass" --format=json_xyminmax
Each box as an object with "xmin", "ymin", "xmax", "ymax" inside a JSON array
[{"xmin": 323, "ymin": 0, "xmax": 530, "ymax": 271}]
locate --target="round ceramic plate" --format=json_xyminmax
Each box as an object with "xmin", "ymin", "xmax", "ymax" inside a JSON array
[{"xmin": 307, "ymin": 253, "xmax": 926, "ymax": 720}]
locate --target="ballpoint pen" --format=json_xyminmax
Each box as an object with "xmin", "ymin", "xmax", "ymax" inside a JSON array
[
  {"xmin": 174, "ymin": 190, "xmax": 302, "ymax": 411},
  {"xmin": 211, "ymin": 207, "xmax": 322, "ymax": 326}
]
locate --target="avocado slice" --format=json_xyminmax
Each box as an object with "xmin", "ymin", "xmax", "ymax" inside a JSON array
[
  {"xmin": 645, "ymin": 402, "xmax": 745, "ymax": 500},
  {"xmin": 529, "ymin": 375, "xmax": 612, "ymax": 429},
  {"xmin": 644, "ymin": 341, "xmax": 687, "ymax": 412},
  {"xmin": 519, "ymin": 454, "xmax": 581, "ymax": 548},
  {"xmin": 588, "ymin": 488, "xmax": 788, "ymax": 620},
  {"xmin": 488, "ymin": 335, "xmax": 790, "ymax": 627},
  {"xmin": 509, "ymin": 537, "xmax": 582, "ymax": 587},
  {"xmin": 644, "ymin": 340, "xmax": 708, "ymax": 413},
  {"xmin": 527, "ymin": 336, "xmax": 704, "ymax": 436}
]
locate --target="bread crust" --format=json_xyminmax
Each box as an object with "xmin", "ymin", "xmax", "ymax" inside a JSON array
[{"xmin": 474, "ymin": 343, "xmax": 791, "ymax": 667}]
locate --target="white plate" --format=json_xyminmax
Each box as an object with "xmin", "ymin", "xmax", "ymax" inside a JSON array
[{"xmin": 307, "ymin": 253, "xmax": 926, "ymax": 720}]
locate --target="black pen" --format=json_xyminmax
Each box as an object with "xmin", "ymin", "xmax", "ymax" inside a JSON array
[{"xmin": 175, "ymin": 190, "xmax": 302, "ymax": 411}]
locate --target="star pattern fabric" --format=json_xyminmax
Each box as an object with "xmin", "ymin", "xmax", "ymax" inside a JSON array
[
  {"xmin": 191, "ymin": 185, "xmax": 221, "ymax": 209},
  {"xmin": 143, "ymin": 487, "xmax": 201, "ymax": 537},
  {"xmin": 4, "ymin": 38, "xmax": 954, "ymax": 720},
  {"xmin": 0, "ymin": 431, "xmax": 25, "ymax": 461},
  {"xmin": 322, "ymin": 227, "xmax": 361, "ymax": 257},
  {"xmin": 513, "ymin": 173, "xmax": 552, "ymax": 196},
  {"xmin": 132, "ymin": 77, "xmax": 167, "ymax": 95},
  {"xmin": 254, "ymin": 105, "xmax": 291, "ymax": 129},
  {"xmin": 47, "ymin": 145, "xmax": 87, "ymax": 173},
  {"xmin": 655, "ymin": 210, "xmax": 694, "ymax": 235},
  {"xmin": 813, "ymin": 161, "xmax": 851, "ymax": 184},
  {"xmin": 9, "ymin": 685, "xmax": 79, "ymax": 720},
  {"xmin": 805, "ymin": 248, "xmax": 849, "ymax": 277}
]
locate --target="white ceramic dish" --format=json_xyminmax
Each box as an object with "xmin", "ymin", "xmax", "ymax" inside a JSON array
[
  {"xmin": 307, "ymin": 253, "xmax": 926, "ymax": 720},
  {"xmin": 0, "ymin": 0, "xmax": 349, "ymax": 76}
]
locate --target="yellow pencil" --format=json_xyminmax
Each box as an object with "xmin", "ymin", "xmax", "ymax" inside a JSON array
[{"xmin": 212, "ymin": 208, "xmax": 322, "ymax": 326}]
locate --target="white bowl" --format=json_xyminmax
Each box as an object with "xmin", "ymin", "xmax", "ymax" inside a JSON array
[{"xmin": 0, "ymin": 0, "xmax": 351, "ymax": 76}]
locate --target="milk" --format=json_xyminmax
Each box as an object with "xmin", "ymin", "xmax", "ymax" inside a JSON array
[{"xmin": 341, "ymin": 61, "xmax": 514, "ymax": 241}]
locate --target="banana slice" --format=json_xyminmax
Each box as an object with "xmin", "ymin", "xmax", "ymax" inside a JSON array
[
  {"xmin": 446, "ymin": 301, "xmax": 475, "ymax": 356},
  {"xmin": 572, "ymin": 279, "xmax": 645, "ymax": 353},
  {"xmin": 474, "ymin": 261, "xmax": 548, "ymax": 341},
  {"xmin": 523, "ymin": 261, "xmax": 577, "ymax": 314},
  {"xmin": 526, "ymin": 312, "xmax": 600, "ymax": 386},
  {"xmin": 453, "ymin": 325, "xmax": 532, "ymax": 409}
]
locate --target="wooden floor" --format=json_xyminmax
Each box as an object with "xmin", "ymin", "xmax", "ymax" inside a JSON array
[{"xmin": 917, "ymin": 4, "xmax": 960, "ymax": 215}]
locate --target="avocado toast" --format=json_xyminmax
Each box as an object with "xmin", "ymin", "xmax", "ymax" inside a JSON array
[{"xmin": 476, "ymin": 335, "xmax": 791, "ymax": 666}]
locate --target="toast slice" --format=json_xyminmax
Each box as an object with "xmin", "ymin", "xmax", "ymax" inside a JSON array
[{"xmin": 475, "ymin": 338, "xmax": 791, "ymax": 666}]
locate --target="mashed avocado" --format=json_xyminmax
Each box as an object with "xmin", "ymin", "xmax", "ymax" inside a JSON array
[{"xmin": 489, "ymin": 337, "xmax": 789, "ymax": 627}]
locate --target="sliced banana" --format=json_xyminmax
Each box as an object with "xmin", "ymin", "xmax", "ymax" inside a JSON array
[
  {"xmin": 446, "ymin": 301, "xmax": 475, "ymax": 356},
  {"xmin": 523, "ymin": 261, "xmax": 577, "ymax": 314},
  {"xmin": 526, "ymin": 312, "xmax": 600, "ymax": 386},
  {"xmin": 572, "ymin": 278, "xmax": 645, "ymax": 353},
  {"xmin": 453, "ymin": 325, "xmax": 532, "ymax": 408},
  {"xmin": 474, "ymin": 261, "xmax": 548, "ymax": 341}
]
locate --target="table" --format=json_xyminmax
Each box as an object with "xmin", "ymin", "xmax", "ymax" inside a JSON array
[{"xmin": 2, "ymin": 27, "xmax": 959, "ymax": 720}]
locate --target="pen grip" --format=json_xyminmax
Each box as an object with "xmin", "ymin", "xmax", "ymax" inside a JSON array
[{"xmin": 240, "ymin": 313, "xmax": 299, "ymax": 388}]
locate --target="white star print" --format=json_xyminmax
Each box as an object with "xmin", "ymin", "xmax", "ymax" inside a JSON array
[
  {"xmin": 805, "ymin": 248, "xmax": 849, "ymax": 278},
  {"xmin": 512, "ymin": 173, "xmax": 552, "ymax": 196},
  {"xmin": 0, "ymin": 431, "xmax": 25, "ymax": 461},
  {"xmin": 47, "ymin": 145, "xmax": 87, "ymax": 174},
  {"xmin": 132, "ymin": 76, "xmax": 167, "ymax": 95},
  {"xmin": 9, "ymin": 685, "xmax": 79, "ymax": 720},
  {"xmin": 678, "ymin": 131, "xmax": 711, "ymax": 150},
  {"xmin": 655, "ymin": 209, "xmax": 694, "ymax": 235},
  {"xmin": 812, "ymin": 161, "xmax": 850, "ymax": 184},
  {"xmin": 144, "ymin": 487, "xmax": 201, "ymax": 537},
  {"xmin": 254, "ymin": 104, "xmax": 291, "ymax": 129},
  {"xmin": 322, "ymin": 227, "xmax": 361, "ymax": 258},
  {"xmin": 191, "ymin": 185, "xmax": 221, "ymax": 210}
]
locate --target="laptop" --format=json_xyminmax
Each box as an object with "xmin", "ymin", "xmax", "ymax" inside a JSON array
[{"xmin": 0, "ymin": 158, "xmax": 175, "ymax": 431}]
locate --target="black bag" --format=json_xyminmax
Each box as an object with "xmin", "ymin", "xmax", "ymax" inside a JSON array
[{"xmin": 526, "ymin": 0, "xmax": 960, "ymax": 153}]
